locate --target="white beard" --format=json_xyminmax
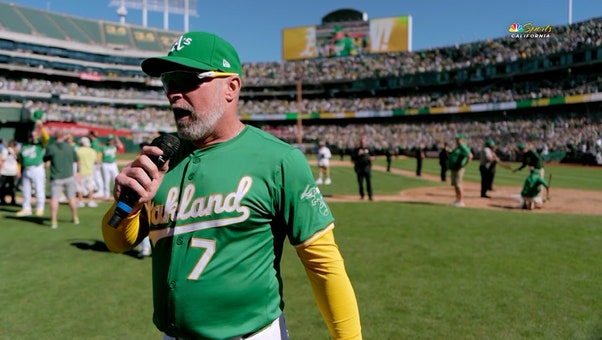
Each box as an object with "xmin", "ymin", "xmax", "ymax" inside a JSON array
[{"xmin": 176, "ymin": 88, "xmax": 225, "ymax": 141}]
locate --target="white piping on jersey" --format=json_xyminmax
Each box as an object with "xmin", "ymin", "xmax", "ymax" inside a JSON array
[
  {"xmin": 147, "ymin": 176, "xmax": 252, "ymax": 244},
  {"xmin": 149, "ymin": 212, "xmax": 250, "ymax": 244}
]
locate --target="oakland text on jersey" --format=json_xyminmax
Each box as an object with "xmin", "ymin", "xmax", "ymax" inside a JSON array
[{"xmin": 147, "ymin": 176, "xmax": 252, "ymax": 241}]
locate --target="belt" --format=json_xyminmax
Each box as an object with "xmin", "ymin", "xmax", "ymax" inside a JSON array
[
  {"xmin": 227, "ymin": 320, "xmax": 273, "ymax": 340},
  {"xmin": 166, "ymin": 314, "xmax": 285, "ymax": 340}
]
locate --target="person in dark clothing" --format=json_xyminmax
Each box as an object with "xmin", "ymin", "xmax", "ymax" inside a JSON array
[
  {"xmin": 385, "ymin": 146, "xmax": 392, "ymax": 172},
  {"xmin": 479, "ymin": 139, "xmax": 500, "ymax": 198},
  {"xmin": 415, "ymin": 143, "xmax": 426, "ymax": 176},
  {"xmin": 438, "ymin": 141, "xmax": 450, "ymax": 182},
  {"xmin": 513, "ymin": 142, "xmax": 544, "ymax": 177},
  {"xmin": 351, "ymin": 135, "xmax": 373, "ymax": 200},
  {"xmin": 0, "ymin": 140, "xmax": 19, "ymax": 205}
]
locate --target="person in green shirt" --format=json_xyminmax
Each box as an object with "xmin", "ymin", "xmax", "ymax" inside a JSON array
[
  {"xmin": 331, "ymin": 26, "xmax": 358, "ymax": 57},
  {"xmin": 520, "ymin": 168, "xmax": 550, "ymax": 210},
  {"xmin": 44, "ymin": 130, "xmax": 79, "ymax": 229},
  {"xmin": 100, "ymin": 134, "xmax": 124, "ymax": 200},
  {"xmin": 447, "ymin": 134, "xmax": 473, "ymax": 207},
  {"xmin": 100, "ymin": 31, "xmax": 362, "ymax": 340},
  {"xmin": 16, "ymin": 120, "xmax": 50, "ymax": 217},
  {"xmin": 513, "ymin": 142, "xmax": 545, "ymax": 177}
]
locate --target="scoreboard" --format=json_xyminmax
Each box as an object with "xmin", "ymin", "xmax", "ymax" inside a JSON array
[{"xmin": 282, "ymin": 15, "xmax": 412, "ymax": 60}]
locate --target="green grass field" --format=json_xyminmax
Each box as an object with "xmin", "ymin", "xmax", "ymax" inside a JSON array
[{"xmin": 1, "ymin": 155, "xmax": 601, "ymax": 339}]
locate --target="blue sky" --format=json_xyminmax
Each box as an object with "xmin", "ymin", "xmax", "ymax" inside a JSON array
[{"xmin": 6, "ymin": 0, "xmax": 602, "ymax": 62}]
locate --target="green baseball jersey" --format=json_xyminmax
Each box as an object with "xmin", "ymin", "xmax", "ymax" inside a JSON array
[
  {"xmin": 20, "ymin": 135, "xmax": 47, "ymax": 167},
  {"xmin": 145, "ymin": 126, "xmax": 334, "ymax": 339},
  {"xmin": 521, "ymin": 171, "xmax": 548, "ymax": 198},
  {"xmin": 333, "ymin": 36, "xmax": 357, "ymax": 56},
  {"xmin": 91, "ymin": 138, "xmax": 102, "ymax": 152},
  {"xmin": 519, "ymin": 149, "xmax": 544, "ymax": 170},
  {"xmin": 101, "ymin": 145, "xmax": 118, "ymax": 163},
  {"xmin": 447, "ymin": 143, "xmax": 471, "ymax": 170}
]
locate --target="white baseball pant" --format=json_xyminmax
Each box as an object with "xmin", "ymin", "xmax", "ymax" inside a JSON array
[{"xmin": 21, "ymin": 164, "xmax": 46, "ymax": 211}]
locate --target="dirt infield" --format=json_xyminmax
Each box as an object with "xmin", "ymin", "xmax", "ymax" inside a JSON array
[{"xmin": 324, "ymin": 161, "xmax": 602, "ymax": 215}]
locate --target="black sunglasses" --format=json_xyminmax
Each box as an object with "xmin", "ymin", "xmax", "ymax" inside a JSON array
[{"xmin": 160, "ymin": 71, "xmax": 238, "ymax": 93}]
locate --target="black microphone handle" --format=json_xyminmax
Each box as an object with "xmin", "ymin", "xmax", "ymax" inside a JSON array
[{"xmin": 108, "ymin": 134, "xmax": 180, "ymax": 228}]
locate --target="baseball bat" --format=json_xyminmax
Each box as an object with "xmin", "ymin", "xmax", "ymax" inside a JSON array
[
  {"xmin": 546, "ymin": 173, "xmax": 552, "ymax": 202},
  {"xmin": 498, "ymin": 162, "xmax": 512, "ymax": 170}
]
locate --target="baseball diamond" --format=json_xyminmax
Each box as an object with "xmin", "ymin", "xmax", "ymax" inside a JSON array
[{"xmin": 316, "ymin": 160, "xmax": 602, "ymax": 216}]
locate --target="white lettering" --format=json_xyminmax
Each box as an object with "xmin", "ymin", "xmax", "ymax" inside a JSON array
[
  {"xmin": 147, "ymin": 176, "xmax": 254, "ymax": 243},
  {"xmin": 170, "ymin": 36, "xmax": 193, "ymax": 52},
  {"xmin": 370, "ymin": 18, "xmax": 394, "ymax": 52}
]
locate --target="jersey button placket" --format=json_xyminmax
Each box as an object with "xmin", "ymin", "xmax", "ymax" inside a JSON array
[{"xmin": 188, "ymin": 157, "xmax": 200, "ymax": 180}]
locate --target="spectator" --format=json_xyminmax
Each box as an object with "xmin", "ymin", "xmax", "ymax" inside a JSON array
[
  {"xmin": 75, "ymin": 137, "xmax": 99, "ymax": 208},
  {"xmin": 351, "ymin": 135, "xmax": 374, "ymax": 201},
  {"xmin": 447, "ymin": 134, "xmax": 473, "ymax": 207},
  {"xmin": 43, "ymin": 130, "xmax": 79, "ymax": 229},
  {"xmin": 479, "ymin": 139, "xmax": 500, "ymax": 198},
  {"xmin": 0, "ymin": 140, "xmax": 19, "ymax": 206},
  {"xmin": 438, "ymin": 141, "xmax": 450, "ymax": 182},
  {"xmin": 100, "ymin": 134, "xmax": 124, "ymax": 201},
  {"xmin": 316, "ymin": 141, "xmax": 332, "ymax": 185},
  {"xmin": 415, "ymin": 143, "xmax": 426, "ymax": 177},
  {"xmin": 16, "ymin": 120, "xmax": 49, "ymax": 217}
]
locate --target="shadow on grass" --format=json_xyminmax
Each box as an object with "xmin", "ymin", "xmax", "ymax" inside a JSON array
[
  {"xmin": 4, "ymin": 214, "xmax": 47, "ymax": 226},
  {"xmin": 69, "ymin": 239, "xmax": 145, "ymax": 259},
  {"xmin": 489, "ymin": 203, "xmax": 522, "ymax": 210},
  {"xmin": 392, "ymin": 200, "xmax": 445, "ymax": 207}
]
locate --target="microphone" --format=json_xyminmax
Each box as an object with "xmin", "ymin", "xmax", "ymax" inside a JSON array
[{"xmin": 108, "ymin": 134, "xmax": 181, "ymax": 228}]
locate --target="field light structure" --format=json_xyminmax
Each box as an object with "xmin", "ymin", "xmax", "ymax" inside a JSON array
[{"xmin": 109, "ymin": 0, "xmax": 198, "ymax": 31}]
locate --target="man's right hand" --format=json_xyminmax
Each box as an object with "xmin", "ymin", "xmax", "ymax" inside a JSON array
[{"xmin": 113, "ymin": 145, "xmax": 169, "ymax": 209}]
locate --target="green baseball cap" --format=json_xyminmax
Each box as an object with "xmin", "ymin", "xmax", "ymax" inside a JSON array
[
  {"xmin": 486, "ymin": 139, "xmax": 495, "ymax": 147},
  {"xmin": 456, "ymin": 133, "xmax": 466, "ymax": 140},
  {"xmin": 32, "ymin": 109, "xmax": 44, "ymax": 121},
  {"xmin": 518, "ymin": 142, "xmax": 526, "ymax": 149},
  {"xmin": 141, "ymin": 31, "xmax": 243, "ymax": 78}
]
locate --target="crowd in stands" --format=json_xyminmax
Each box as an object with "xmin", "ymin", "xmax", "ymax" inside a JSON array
[
  {"xmin": 0, "ymin": 70, "xmax": 600, "ymax": 130},
  {"xmin": 241, "ymin": 17, "xmax": 602, "ymax": 85},
  {"xmin": 264, "ymin": 112, "xmax": 602, "ymax": 164},
  {"xmin": 1, "ymin": 17, "xmax": 601, "ymax": 164}
]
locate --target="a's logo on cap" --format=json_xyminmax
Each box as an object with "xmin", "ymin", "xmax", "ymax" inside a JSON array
[
  {"xmin": 171, "ymin": 35, "xmax": 192, "ymax": 52},
  {"xmin": 222, "ymin": 59, "xmax": 231, "ymax": 69}
]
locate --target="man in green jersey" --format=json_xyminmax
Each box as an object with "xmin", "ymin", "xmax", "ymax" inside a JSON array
[
  {"xmin": 101, "ymin": 32, "xmax": 362, "ymax": 339},
  {"xmin": 16, "ymin": 120, "xmax": 50, "ymax": 217},
  {"xmin": 513, "ymin": 142, "xmax": 545, "ymax": 177},
  {"xmin": 447, "ymin": 134, "xmax": 473, "ymax": 207},
  {"xmin": 520, "ymin": 168, "xmax": 550, "ymax": 210},
  {"xmin": 100, "ymin": 134, "xmax": 124, "ymax": 200},
  {"xmin": 331, "ymin": 26, "xmax": 358, "ymax": 57}
]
